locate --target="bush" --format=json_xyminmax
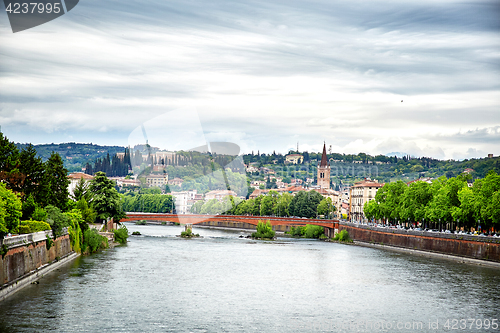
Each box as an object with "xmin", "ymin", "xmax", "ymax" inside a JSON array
[
  {"xmin": 135, "ymin": 220, "xmax": 147, "ymax": 225},
  {"xmin": 288, "ymin": 225, "xmax": 324, "ymax": 239},
  {"xmin": 333, "ymin": 229, "xmax": 352, "ymax": 242},
  {"xmin": 252, "ymin": 220, "xmax": 275, "ymax": 239},
  {"xmin": 288, "ymin": 226, "xmax": 305, "ymax": 237},
  {"xmin": 82, "ymin": 228, "xmax": 108, "ymax": 254},
  {"xmin": 65, "ymin": 210, "xmax": 84, "ymax": 253},
  {"xmin": 18, "ymin": 225, "xmax": 31, "ymax": 234},
  {"xmin": 304, "ymin": 225, "xmax": 324, "ymax": 239},
  {"xmin": 113, "ymin": 225, "xmax": 129, "ymax": 244},
  {"xmin": 32, "ymin": 206, "xmax": 47, "ymax": 221},
  {"xmin": 18, "ymin": 220, "xmax": 51, "ymax": 234},
  {"xmin": 45, "ymin": 205, "xmax": 70, "ymax": 238},
  {"xmin": 132, "ymin": 231, "xmax": 141, "ymax": 235}
]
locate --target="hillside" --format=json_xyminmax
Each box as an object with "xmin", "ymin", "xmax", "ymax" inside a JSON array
[{"xmin": 15, "ymin": 142, "xmax": 126, "ymax": 173}]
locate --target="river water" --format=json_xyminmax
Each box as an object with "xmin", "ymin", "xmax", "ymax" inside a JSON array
[{"xmin": 1, "ymin": 223, "xmax": 499, "ymax": 333}]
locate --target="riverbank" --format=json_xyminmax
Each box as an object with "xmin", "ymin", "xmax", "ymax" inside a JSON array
[
  {"xmin": 0, "ymin": 251, "xmax": 79, "ymax": 302},
  {"xmin": 350, "ymin": 241, "xmax": 500, "ymax": 269},
  {"xmin": 0, "ymin": 228, "xmax": 76, "ymax": 302}
]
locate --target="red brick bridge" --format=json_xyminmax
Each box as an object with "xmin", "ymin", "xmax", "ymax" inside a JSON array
[{"xmin": 122, "ymin": 213, "xmax": 339, "ymax": 237}]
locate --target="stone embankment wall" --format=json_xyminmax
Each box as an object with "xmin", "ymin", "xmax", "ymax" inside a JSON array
[
  {"xmin": 338, "ymin": 223, "xmax": 500, "ymax": 262},
  {"xmin": 0, "ymin": 230, "xmax": 73, "ymax": 288}
]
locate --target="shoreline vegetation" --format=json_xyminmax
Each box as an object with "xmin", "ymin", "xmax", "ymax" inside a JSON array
[{"xmin": 251, "ymin": 220, "xmax": 276, "ymax": 240}]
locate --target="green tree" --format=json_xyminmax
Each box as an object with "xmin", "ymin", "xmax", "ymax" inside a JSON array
[
  {"xmin": 400, "ymin": 181, "xmax": 432, "ymax": 223},
  {"xmin": 71, "ymin": 177, "xmax": 91, "ymax": 202},
  {"xmin": 89, "ymin": 172, "xmax": 124, "ymax": 225},
  {"xmin": 289, "ymin": 191, "xmax": 323, "ymax": 218},
  {"xmin": 276, "ymin": 193, "xmax": 293, "ymax": 217},
  {"xmin": 317, "ymin": 197, "xmax": 336, "ymax": 219},
  {"xmin": 260, "ymin": 191, "xmax": 278, "ymax": 216},
  {"xmin": 45, "ymin": 205, "xmax": 70, "ymax": 238},
  {"xmin": 19, "ymin": 144, "xmax": 45, "ymax": 202},
  {"xmin": 0, "ymin": 132, "xmax": 23, "ymax": 193},
  {"xmin": 41, "ymin": 152, "xmax": 70, "ymax": 211},
  {"xmin": 0, "ymin": 183, "xmax": 22, "ymax": 236}
]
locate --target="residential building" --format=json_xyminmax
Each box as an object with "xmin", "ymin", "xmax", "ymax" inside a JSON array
[
  {"xmin": 168, "ymin": 177, "xmax": 184, "ymax": 186},
  {"xmin": 146, "ymin": 174, "xmax": 168, "ymax": 188},
  {"xmin": 67, "ymin": 172, "xmax": 94, "ymax": 197},
  {"xmin": 205, "ymin": 190, "xmax": 238, "ymax": 201},
  {"xmin": 171, "ymin": 190, "xmax": 198, "ymax": 214},
  {"xmin": 349, "ymin": 178, "xmax": 384, "ymax": 223}
]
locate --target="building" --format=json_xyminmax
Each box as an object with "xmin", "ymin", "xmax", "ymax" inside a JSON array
[
  {"xmin": 317, "ymin": 143, "xmax": 330, "ymax": 189},
  {"xmin": 168, "ymin": 177, "xmax": 184, "ymax": 186},
  {"xmin": 250, "ymin": 180, "xmax": 266, "ymax": 189},
  {"xmin": 67, "ymin": 172, "xmax": 94, "ymax": 197},
  {"xmin": 285, "ymin": 154, "xmax": 303, "ymax": 164},
  {"xmin": 146, "ymin": 174, "xmax": 168, "ymax": 188},
  {"xmin": 349, "ymin": 178, "xmax": 384, "ymax": 223},
  {"xmin": 171, "ymin": 190, "xmax": 198, "ymax": 214},
  {"xmin": 204, "ymin": 190, "xmax": 238, "ymax": 201}
]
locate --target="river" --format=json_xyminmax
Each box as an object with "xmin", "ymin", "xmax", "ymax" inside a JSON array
[{"xmin": 1, "ymin": 223, "xmax": 499, "ymax": 332}]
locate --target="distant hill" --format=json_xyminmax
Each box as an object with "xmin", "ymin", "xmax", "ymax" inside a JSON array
[{"xmin": 15, "ymin": 142, "xmax": 126, "ymax": 173}]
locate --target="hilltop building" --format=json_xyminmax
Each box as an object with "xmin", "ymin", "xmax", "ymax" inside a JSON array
[{"xmin": 285, "ymin": 154, "xmax": 303, "ymax": 164}]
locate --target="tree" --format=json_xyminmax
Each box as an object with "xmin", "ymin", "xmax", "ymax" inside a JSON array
[
  {"xmin": 363, "ymin": 199, "xmax": 380, "ymax": 221},
  {"xmin": 0, "ymin": 183, "xmax": 22, "ymax": 236},
  {"xmin": 400, "ymin": 181, "xmax": 432, "ymax": 223},
  {"xmin": 41, "ymin": 152, "xmax": 69, "ymax": 211},
  {"xmin": 0, "ymin": 132, "xmax": 23, "ymax": 193},
  {"xmin": 19, "ymin": 144, "xmax": 44, "ymax": 201},
  {"xmin": 317, "ymin": 197, "xmax": 336, "ymax": 219},
  {"xmin": 289, "ymin": 191, "xmax": 323, "ymax": 218},
  {"xmin": 276, "ymin": 193, "xmax": 293, "ymax": 217},
  {"xmin": 260, "ymin": 191, "xmax": 278, "ymax": 216},
  {"xmin": 71, "ymin": 177, "xmax": 91, "ymax": 202},
  {"xmin": 89, "ymin": 172, "xmax": 124, "ymax": 224}
]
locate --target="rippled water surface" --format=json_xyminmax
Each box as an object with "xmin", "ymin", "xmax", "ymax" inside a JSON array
[{"xmin": 1, "ymin": 223, "xmax": 499, "ymax": 332}]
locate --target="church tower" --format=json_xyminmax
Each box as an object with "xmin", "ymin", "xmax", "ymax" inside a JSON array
[{"xmin": 317, "ymin": 142, "xmax": 330, "ymax": 189}]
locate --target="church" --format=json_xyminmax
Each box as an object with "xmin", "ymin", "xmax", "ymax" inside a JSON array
[{"xmin": 317, "ymin": 142, "xmax": 330, "ymax": 189}]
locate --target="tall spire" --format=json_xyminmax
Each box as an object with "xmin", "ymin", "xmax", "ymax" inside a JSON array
[{"xmin": 320, "ymin": 142, "xmax": 328, "ymax": 167}]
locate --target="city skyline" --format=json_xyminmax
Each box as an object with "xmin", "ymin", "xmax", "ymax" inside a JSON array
[{"xmin": 1, "ymin": 0, "xmax": 499, "ymax": 160}]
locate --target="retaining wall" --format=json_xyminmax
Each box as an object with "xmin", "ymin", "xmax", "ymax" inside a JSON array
[
  {"xmin": 338, "ymin": 223, "xmax": 500, "ymax": 262},
  {"xmin": 0, "ymin": 230, "xmax": 73, "ymax": 293}
]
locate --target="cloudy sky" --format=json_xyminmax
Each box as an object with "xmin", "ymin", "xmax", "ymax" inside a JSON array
[{"xmin": 1, "ymin": 0, "xmax": 499, "ymax": 159}]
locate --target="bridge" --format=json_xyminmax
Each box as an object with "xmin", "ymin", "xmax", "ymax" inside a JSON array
[{"xmin": 121, "ymin": 213, "xmax": 339, "ymax": 237}]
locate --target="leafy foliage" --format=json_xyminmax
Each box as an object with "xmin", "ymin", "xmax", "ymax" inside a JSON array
[
  {"xmin": 89, "ymin": 172, "xmax": 125, "ymax": 224},
  {"xmin": 45, "ymin": 205, "xmax": 70, "ymax": 238},
  {"xmin": 334, "ymin": 230, "xmax": 352, "ymax": 242},
  {"xmin": 363, "ymin": 172, "xmax": 500, "ymax": 230},
  {"xmin": 18, "ymin": 220, "xmax": 51, "ymax": 234},
  {"xmin": 288, "ymin": 224, "xmax": 324, "ymax": 238},
  {"xmin": 252, "ymin": 220, "xmax": 275, "ymax": 239},
  {"xmin": 113, "ymin": 225, "xmax": 129, "ymax": 244},
  {"xmin": 82, "ymin": 228, "xmax": 108, "ymax": 254},
  {"xmin": 121, "ymin": 192, "xmax": 175, "ymax": 213},
  {"xmin": 0, "ymin": 182, "xmax": 22, "ymax": 236}
]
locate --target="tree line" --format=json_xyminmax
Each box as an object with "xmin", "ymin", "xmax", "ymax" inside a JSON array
[
  {"xmin": 190, "ymin": 190, "xmax": 337, "ymax": 219},
  {"xmin": 364, "ymin": 171, "xmax": 500, "ymax": 231},
  {"xmin": 121, "ymin": 190, "xmax": 175, "ymax": 213}
]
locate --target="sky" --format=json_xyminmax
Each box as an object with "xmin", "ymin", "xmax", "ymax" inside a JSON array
[{"xmin": 0, "ymin": 0, "xmax": 499, "ymax": 160}]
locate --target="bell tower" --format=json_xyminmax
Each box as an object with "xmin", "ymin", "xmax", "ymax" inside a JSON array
[{"xmin": 317, "ymin": 142, "xmax": 330, "ymax": 189}]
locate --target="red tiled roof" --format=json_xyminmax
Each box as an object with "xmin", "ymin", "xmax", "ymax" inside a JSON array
[{"xmin": 68, "ymin": 172, "xmax": 94, "ymax": 180}]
